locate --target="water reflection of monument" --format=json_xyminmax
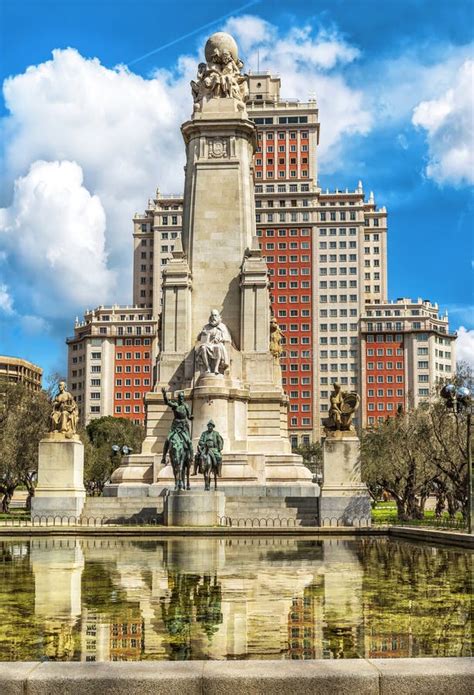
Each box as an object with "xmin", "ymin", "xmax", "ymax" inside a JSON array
[
  {"xmin": 17, "ymin": 537, "xmax": 471, "ymax": 661},
  {"xmin": 30, "ymin": 538, "xmax": 84, "ymax": 660},
  {"xmin": 26, "ymin": 537, "xmax": 368, "ymax": 660},
  {"xmin": 159, "ymin": 573, "xmax": 223, "ymax": 660}
]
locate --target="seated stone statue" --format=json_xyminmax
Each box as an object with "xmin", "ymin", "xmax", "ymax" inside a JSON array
[
  {"xmin": 196, "ymin": 309, "xmax": 231, "ymax": 376},
  {"xmin": 324, "ymin": 382, "xmax": 360, "ymax": 433},
  {"xmin": 50, "ymin": 381, "xmax": 78, "ymax": 438}
]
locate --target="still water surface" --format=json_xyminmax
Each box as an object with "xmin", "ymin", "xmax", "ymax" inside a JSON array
[{"xmin": 0, "ymin": 536, "xmax": 471, "ymax": 661}]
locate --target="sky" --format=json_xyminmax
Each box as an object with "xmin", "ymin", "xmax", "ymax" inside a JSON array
[{"xmin": 0, "ymin": 0, "xmax": 473, "ymax": 377}]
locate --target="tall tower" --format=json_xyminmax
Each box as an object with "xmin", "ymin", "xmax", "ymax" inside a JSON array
[{"xmin": 110, "ymin": 32, "xmax": 313, "ymax": 492}]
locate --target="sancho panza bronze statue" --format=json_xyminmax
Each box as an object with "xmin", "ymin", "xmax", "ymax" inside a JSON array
[{"xmin": 194, "ymin": 420, "xmax": 224, "ymax": 491}]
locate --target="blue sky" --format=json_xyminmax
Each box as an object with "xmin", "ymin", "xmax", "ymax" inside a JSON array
[{"xmin": 0, "ymin": 0, "xmax": 473, "ymax": 377}]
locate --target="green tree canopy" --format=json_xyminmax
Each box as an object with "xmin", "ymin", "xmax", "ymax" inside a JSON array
[
  {"xmin": 83, "ymin": 416, "xmax": 145, "ymax": 495},
  {"xmin": 0, "ymin": 380, "xmax": 50, "ymax": 511}
]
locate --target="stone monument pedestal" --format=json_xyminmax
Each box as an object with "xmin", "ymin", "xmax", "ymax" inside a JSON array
[
  {"xmin": 164, "ymin": 490, "xmax": 225, "ymax": 526},
  {"xmin": 31, "ymin": 434, "xmax": 86, "ymax": 519},
  {"xmin": 319, "ymin": 432, "xmax": 371, "ymax": 526}
]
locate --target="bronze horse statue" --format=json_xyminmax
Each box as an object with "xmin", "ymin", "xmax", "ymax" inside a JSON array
[{"xmin": 168, "ymin": 434, "xmax": 192, "ymax": 491}]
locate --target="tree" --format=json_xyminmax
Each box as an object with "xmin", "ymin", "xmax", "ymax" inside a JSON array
[
  {"xmin": 83, "ymin": 416, "xmax": 145, "ymax": 495},
  {"xmin": 361, "ymin": 408, "xmax": 437, "ymax": 520},
  {"xmin": 0, "ymin": 381, "xmax": 50, "ymax": 512},
  {"xmin": 361, "ymin": 364, "xmax": 473, "ymax": 523},
  {"xmin": 294, "ymin": 441, "xmax": 323, "ymax": 477},
  {"xmin": 425, "ymin": 398, "xmax": 469, "ymax": 521}
]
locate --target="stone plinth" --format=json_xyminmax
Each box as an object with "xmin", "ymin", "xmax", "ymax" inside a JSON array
[
  {"xmin": 32, "ymin": 435, "xmax": 85, "ymax": 518},
  {"xmin": 319, "ymin": 432, "xmax": 371, "ymax": 526},
  {"xmin": 164, "ymin": 490, "xmax": 225, "ymax": 526},
  {"xmin": 104, "ymin": 454, "xmax": 155, "ymax": 497}
]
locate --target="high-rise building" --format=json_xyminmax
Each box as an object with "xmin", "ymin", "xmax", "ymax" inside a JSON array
[
  {"xmin": 0, "ymin": 355, "xmax": 43, "ymax": 391},
  {"xmin": 359, "ymin": 298, "xmax": 456, "ymax": 427},
  {"xmin": 67, "ymin": 306, "xmax": 158, "ymax": 426},
  {"xmin": 128, "ymin": 74, "xmax": 388, "ymax": 442},
  {"xmin": 67, "ymin": 72, "xmax": 454, "ymax": 436}
]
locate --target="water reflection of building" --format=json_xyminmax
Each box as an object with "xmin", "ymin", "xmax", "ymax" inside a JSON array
[
  {"xmin": 110, "ymin": 609, "xmax": 144, "ymax": 661},
  {"xmin": 366, "ymin": 630, "xmax": 410, "ymax": 658},
  {"xmin": 82, "ymin": 610, "xmax": 110, "ymax": 662},
  {"xmin": 288, "ymin": 581, "xmax": 324, "ymax": 659},
  {"xmin": 81, "ymin": 608, "xmax": 143, "ymax": 662}
]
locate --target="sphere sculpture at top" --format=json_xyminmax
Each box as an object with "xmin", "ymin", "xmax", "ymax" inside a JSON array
[
  {"xmin": 204, "ymin": 32, "xmax": 239, "ymax": 64},
  {"xmin": 191, "ymin": 32, "xmax": 249, "ymax": 109}
]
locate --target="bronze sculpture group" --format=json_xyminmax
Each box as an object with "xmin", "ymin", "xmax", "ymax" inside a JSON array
[{"xmin": 161, "ymin": 387, "xmax": 223, "ymax": 491}]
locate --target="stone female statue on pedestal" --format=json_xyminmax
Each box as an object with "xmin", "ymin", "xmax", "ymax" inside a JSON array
[{"xmin": 50, "ymin": 382, "xmax": 78, "ymax": 438}]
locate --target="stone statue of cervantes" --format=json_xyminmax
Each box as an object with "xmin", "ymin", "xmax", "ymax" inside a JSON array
[
  {"xmin": 50, "ymin": 381, "xmax": 78, "ymax": 438},
  {"xmin": 196, "ymin": 309, "xmax": 232, "ymax": 375}
]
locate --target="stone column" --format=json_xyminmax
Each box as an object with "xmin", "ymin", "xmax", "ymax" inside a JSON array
[
  {"xmin": 240, "ymin": 243, "xmax": 270, "ymax": 353},
  {"xmin": 319, "ymin": 432, "xmax": 371, "ymax": 525},
  {"xmin": 32, "ymin": 433, "xmax": 86, "ymax": 519},
  {"xmin": 181, "ymin": 99, "xmax": 257, "ymax": 347}
]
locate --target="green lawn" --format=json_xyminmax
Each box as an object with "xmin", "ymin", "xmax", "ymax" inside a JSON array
[
  {"xmin": 371, "ymin": 501, "xmax": 464, "ymax": 528},
  {"xmin": 371, "ymin": 501, "xmax": 398, "ymax": 523},
  {"xmin": 0, "ymin": 509, "xmax": 30, "ymax": 520}
]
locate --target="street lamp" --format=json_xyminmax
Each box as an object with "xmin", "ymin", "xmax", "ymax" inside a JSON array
[
  {"xmin": 111, "ymin": 444, "xmax": 133, "ymax": 456},
  {"xmin": 440, "ymin": 384, "xmax": 473, "ymax": 534}
]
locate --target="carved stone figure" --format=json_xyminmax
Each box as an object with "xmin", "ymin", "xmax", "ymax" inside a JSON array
[
  {"xmin": 50, "ymin": 381, "xmax": 78, "ymax": 438},
  {"xmin": 269, "ymin": 317, "xmax": 284, "ymax": 359},
  {"xmin": 196, "ymin": 309, "xmax": 231, "ymax": 375},
  {"xmin": 161, "ymin": 387, "xmax": 194, "ymax": 490},
  {"xmin": 193, "ymin": 420, "xmax": 223, "ymax": 491},
  {"xmin": 324, "ymin": 382, "xmax": 360, "ymax": 433},
  {"xmin": 190, "ymin": 31, "xmax": 249, "ymax": 109}
]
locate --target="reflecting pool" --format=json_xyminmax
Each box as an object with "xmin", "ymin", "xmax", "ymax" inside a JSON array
[{"xmin": 0, "ymin": 536, "xmax": 471, "ymax": 661}]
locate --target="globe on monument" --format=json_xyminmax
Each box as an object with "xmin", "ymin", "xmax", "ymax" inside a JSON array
[{"xmin": 204, "ymin": 32, "xmax": 239, "ymax": 63}]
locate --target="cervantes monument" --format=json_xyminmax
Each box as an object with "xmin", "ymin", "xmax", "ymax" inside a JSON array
[{"xmin": 108, "ymin": 32, "xmax": 314, "ymax": 497}]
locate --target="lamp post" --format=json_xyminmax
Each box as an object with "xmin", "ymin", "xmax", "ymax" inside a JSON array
[
  {"xmin": 440, "ymin": 384, "xmax": 473, "ymax": 534},
  {"xmin": 111, "ymin": 444, "xmax": 133, "ymax": 456}
]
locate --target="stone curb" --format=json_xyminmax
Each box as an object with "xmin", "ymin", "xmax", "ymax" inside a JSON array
[
  {"xmin": 367, "ymin": 657, "xmax": 474, "ymax": 695},
  {"xmin": 0, "ymin": 525, "xmax": 472, "ymax": 548},
  {"xmin": 0, "ymin": 659, "xmax": 472, "ymax": 695}
]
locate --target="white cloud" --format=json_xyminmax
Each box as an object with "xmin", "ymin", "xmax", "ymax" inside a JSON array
[
  {"xmin": 1, "ymin": 48, "xmax": 189, "ymax": 280},
  {"xmin": 0, "ymin": 284, "xmax": 14, "ymax": 314},
  {"xmin": 412, "ymin": 60, "xmax": 474, "ymax": 185},
  {"xmin": 0, "ymin": 19, "xmax": 374, "ymax": 333},
  {"xmin": 224, "ymin": 17, "xmax": 371, "ymax": 171},
  {"xmin": 0, "ymin": 160, "xmax": 115, "ymax": 319},
  {"xmin": 456, "ymin": 326, "xmax": 474, "ymax": 369}
]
